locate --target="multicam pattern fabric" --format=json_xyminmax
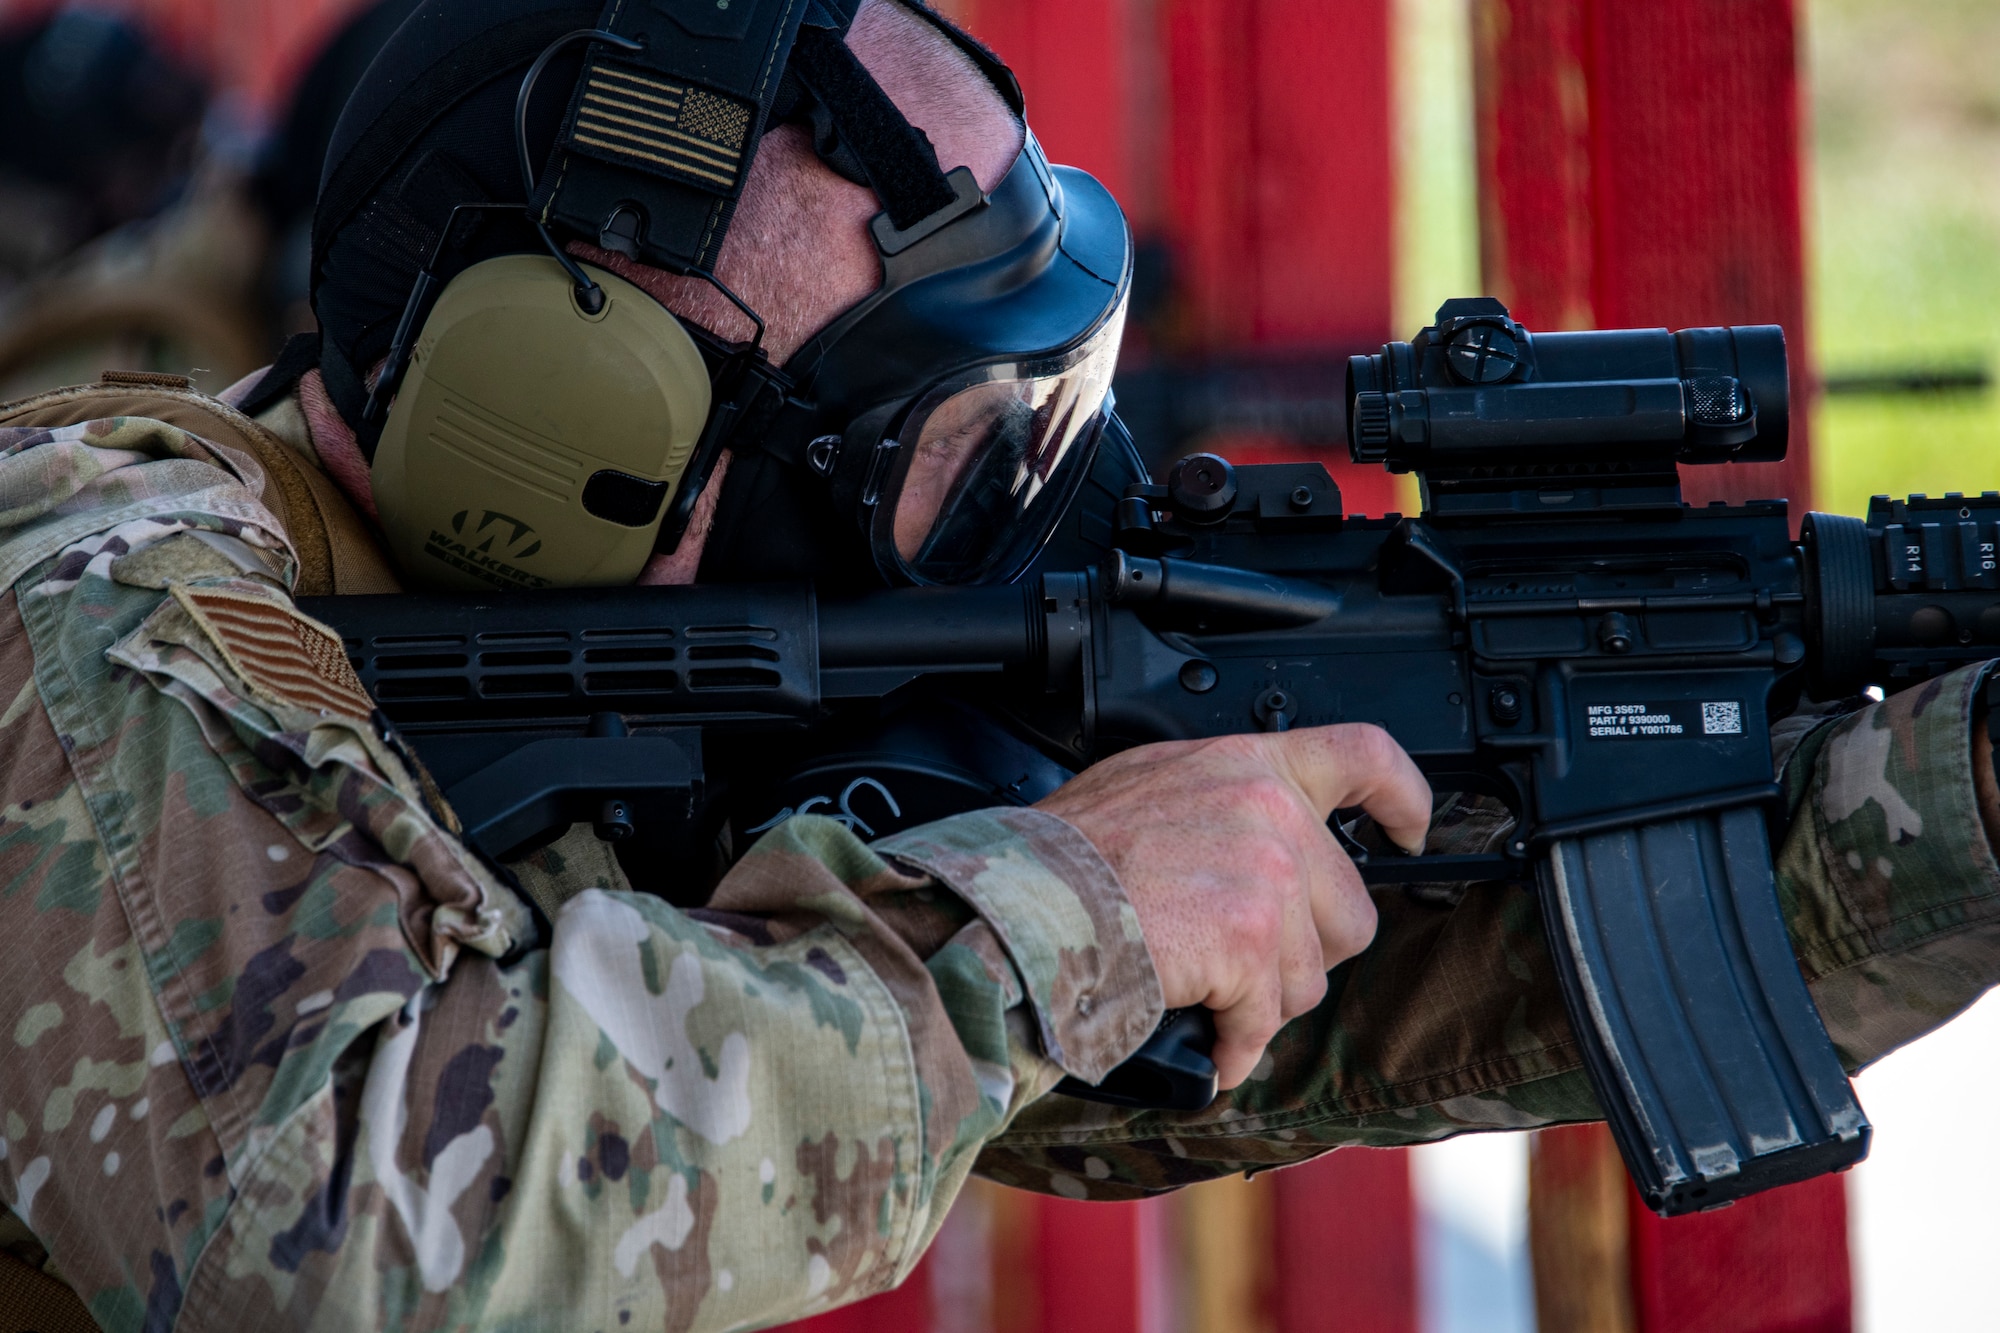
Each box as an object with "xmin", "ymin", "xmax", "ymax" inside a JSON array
[
  {"xmin": 0, "ymin": 416, "xmax": 1159, "ymax": 1330},
  {"xmin": 0, "ymin": 408, "xmax": 1997, "ymax": 1328}
]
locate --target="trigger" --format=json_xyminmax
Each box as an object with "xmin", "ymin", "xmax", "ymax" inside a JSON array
[{"xmin": 1330, "ymin": 816, "xmax": 1370, "ymax": 867}]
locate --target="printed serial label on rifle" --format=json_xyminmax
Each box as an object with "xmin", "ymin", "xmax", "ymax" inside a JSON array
[{"xmin": 1583, "ymin": 700, "xmax": 1744, "ymax": 740}]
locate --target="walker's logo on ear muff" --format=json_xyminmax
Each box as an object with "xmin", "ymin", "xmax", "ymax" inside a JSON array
[
  {"xmin": 420, "ymin": 510, "xmax": 554, "ymax": 591},
  {"xmin": 451, "ymin": 509, "xmax": 543, "ymax": 559}
]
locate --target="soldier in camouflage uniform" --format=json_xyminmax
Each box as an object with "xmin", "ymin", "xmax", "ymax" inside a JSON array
[{"xmin": 4, "ymin": 4, "xmax": 2000, "ymax": 1332}]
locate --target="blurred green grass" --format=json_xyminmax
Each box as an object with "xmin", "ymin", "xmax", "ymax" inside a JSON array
[
  {"xmin": 1394, "ymin": 0, "xmax": 1482, "ymax": 337},
  {"xmin": 1808, "ymin": 0, "xmax": 2000, "ymax": 516},
  {"xmin": 1391, "ymin": 0, "xmax": 1482, "ymax": 513}
]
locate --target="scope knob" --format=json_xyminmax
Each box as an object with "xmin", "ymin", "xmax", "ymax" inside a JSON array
[
  {"xmin": 1445, "ymin": 321, "xmax": 1525, "ymax": 385},
  {"xmin": 1351, "ymin": 393, "xmax": 1392, "ymax": 459},
  {"xmin": 1168, "ymin": 453, "xmax": 1239, "ymax": 522}
]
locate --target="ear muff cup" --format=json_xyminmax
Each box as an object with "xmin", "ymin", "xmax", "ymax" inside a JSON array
[{"xmin": 372, "ymin": 254, "xmax": 712, "ymax": 591}]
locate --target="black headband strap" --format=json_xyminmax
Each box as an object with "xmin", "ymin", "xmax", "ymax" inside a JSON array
[
  {"xmin": 538, "ymin": 0, "xmax": 989, "ymax": 272},
  {"xmin": 786, "ymin": 23, "xmax": 956, "ymax": 231}
]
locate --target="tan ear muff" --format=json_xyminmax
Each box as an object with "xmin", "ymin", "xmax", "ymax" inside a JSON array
[{"xmin": 371, "ymin": 254, "xmax": 712, "ymax": 592}]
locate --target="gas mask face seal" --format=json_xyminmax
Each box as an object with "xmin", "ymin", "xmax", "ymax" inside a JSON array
[
  {"xmin": 863, "ymin": 294, "xmax": 1126, "ymax": 586},
  {"xmin": 750, "ymin": 138, "xmax": 1136, "ymax": 588}
]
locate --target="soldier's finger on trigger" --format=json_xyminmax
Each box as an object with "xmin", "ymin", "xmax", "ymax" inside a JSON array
[
  {"xmin": 1209, "ymin": 987, "xmax": 1286, "ymax": 1090},
  {"xmin": 1273, "ymin": 880, "xmax": 1332, "ymax": 1018},
  {"xmin": 1302, "ymin": 824, "xmax": 1377, "ymax": 964},
  {"xmin": 1267, "ymin": 723, "xmax": 1432, "ymax": 851}
]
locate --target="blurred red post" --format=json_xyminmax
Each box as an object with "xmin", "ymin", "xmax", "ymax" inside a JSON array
[
  {"xmin": 1161, "ymin": 0, "xmax": 1393, "ymax": 353},
  {"xmin": 917, "ymin": 2, "xmax": 1420, "ymax": 1329},
  {"xmin": 1628, "ymin": 1174, "xmax": 1852, "ymax": 1333},
  {"xmin": 1484, "ymin": 2, "xmax": 1848, "ymax": 1321},
  {"xmin": 1155, "ymin": 5, "xmax": 1416, "ymax": 1323},
  {"xmin": 1032, "ymin": 1198, "xmax": 1153, "ymax": 1333},
  {"xmin": 1161, "ymin": 0, "xmax": 1403, "ymax": 515},
  {"xmin": 949, "ymin": 0, "xmax": 1135, "ymax": 206},
  {"xmin": 831, "ymin": 1, "xmax": 1411, "ymax": 1326},
  {"xmin": 1474, "ymin": 0, "xmax": 1814, "ymax": 512},
  {"xmin": 1272, "ymin": 1150, "xmax": 1418, "ymax": 1333}
]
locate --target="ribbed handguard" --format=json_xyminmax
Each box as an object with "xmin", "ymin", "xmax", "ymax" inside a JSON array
[{"xmin": 1537, "ymin": 807, "xmax": 1870, "ymax": 1215}]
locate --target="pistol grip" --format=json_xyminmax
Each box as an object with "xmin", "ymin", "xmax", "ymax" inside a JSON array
[
  {"xmin": 1539, "ymin": 807, "xmax": 1869, "ymax": 1215},
  {"xmin": 1053, "ymin": 1007, "xmax": 1220, "ymax": 1112}
]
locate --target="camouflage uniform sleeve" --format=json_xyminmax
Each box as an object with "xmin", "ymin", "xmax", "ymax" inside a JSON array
[
  {"xmin": 985, "ymin": 665, "xmax": 2000, "ymax": 1201},
  {"xmin": 0, "ymin": 418, "xmax": 1163, "ymax": 1330},
  {"xmin": 1772, "ymin": 665, "xmax": 2000, "ymax": 1065}
]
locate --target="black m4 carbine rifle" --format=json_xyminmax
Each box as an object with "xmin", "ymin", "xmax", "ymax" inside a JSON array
[{"xmin": 306, "ymin": 298, "xmax": 2000, "ymax": 1216}]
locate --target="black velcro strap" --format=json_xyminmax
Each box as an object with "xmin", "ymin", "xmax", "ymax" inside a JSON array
[
  {"xmin": 786, "ymin": 24, "xmax": 955, "ymax": 231},
  {"xmin": 541, "ymin": 0, "xmax": 816, "ymax": 272},
  {"xmin": 236, "ymin": 332, "xmax": 324, "ymax": 417}
]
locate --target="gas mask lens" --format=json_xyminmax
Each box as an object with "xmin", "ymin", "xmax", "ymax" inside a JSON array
[{"xmin": 876, "ymin": 296, "xmax": 1128, "ymax": 585}]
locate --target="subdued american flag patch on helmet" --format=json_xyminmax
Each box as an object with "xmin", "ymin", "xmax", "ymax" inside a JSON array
[
  {"xmin": 568, "ymin": 59, "xmax": 752, "ymax": 192},
  {"xmin": 170, "ymin": 585, "xmax": 375, "ymax": 722}
]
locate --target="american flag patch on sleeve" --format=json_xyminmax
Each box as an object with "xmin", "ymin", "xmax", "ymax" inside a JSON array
[
  {"xmin": 171, "ymin": 585, "xmax": 375, "ymax": 723},
  {"xmin": 568, "ymin": 58, "xmax": 753, "ymax": 192}
]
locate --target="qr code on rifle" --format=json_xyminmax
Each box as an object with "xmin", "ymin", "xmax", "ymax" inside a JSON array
[{"xmin": 1702, "ymin": 701, "xmax": 1743, "ymax": 736}]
